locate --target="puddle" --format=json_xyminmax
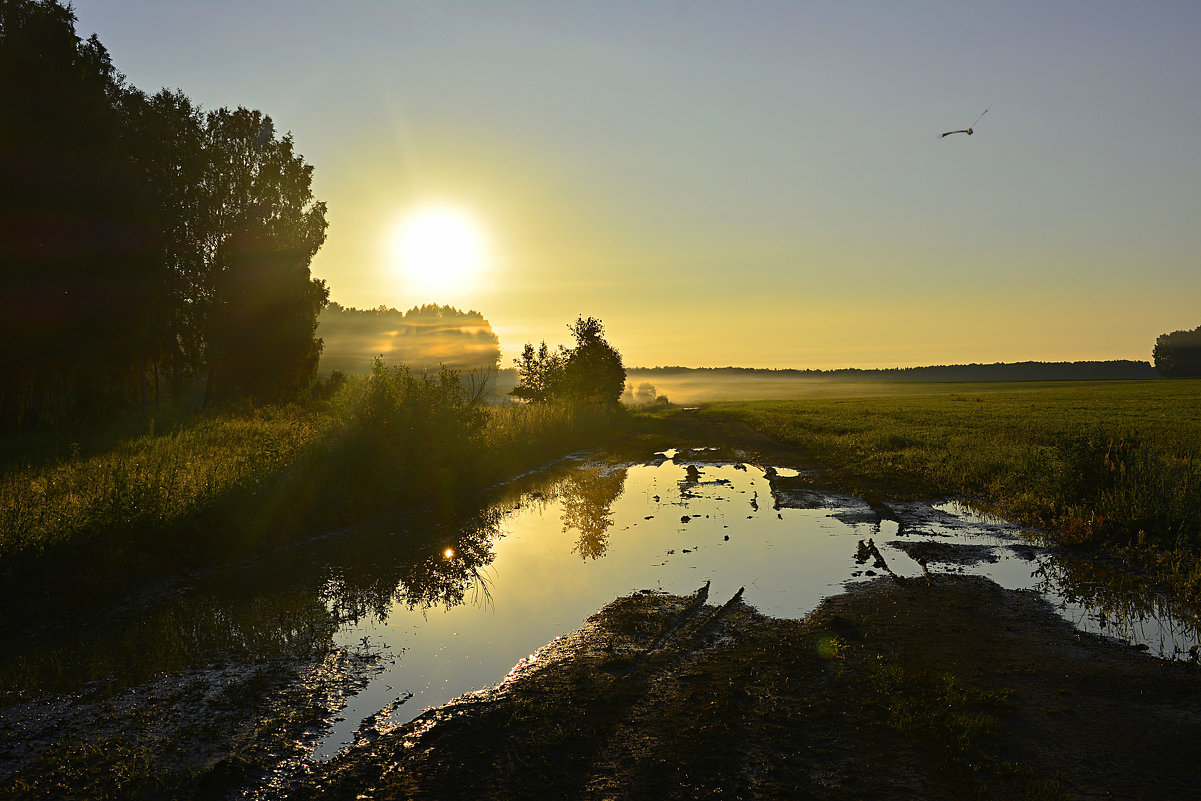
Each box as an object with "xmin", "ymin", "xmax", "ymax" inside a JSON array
[
  {"xmin": 311, "ymin": 455, "xmax": 1201, "ymax": 761},
  {"xmin": 2, "ymin": 450, "xmax": 1198, "ymax": 795}
]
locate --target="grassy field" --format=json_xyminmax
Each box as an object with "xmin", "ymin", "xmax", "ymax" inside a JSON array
[
  {"xmin": 0, "ymin": 365, "xmax": 622, "ymax": 611},
  {"xmin": 703, "ymin": 379, "xmax": 1201, "ymax": 606}
]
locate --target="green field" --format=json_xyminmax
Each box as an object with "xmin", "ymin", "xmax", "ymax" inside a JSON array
[{"xmin": 703, "ymin": 379, "xmax": 1201, "ymax": 605}]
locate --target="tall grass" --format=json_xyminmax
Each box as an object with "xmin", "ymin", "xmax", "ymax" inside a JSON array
[
  {"xmin": 0, "ymin": 362, "xmax": 625, "ymax": 607},
  {"xmin": 704, "ymin": 380, "xmax": 1201, "ymax": 604}
]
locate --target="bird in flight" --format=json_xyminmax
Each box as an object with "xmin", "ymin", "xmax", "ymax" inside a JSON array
[{"xmin": 941, "ymin": 108, "xmax": 988, "ymax": 137}]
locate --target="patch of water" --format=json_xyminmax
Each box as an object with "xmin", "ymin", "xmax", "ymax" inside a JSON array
[
  {"xmin": 312, "ymin": 454, "xmax": 1201, "ymax": 761},
  {"xmin": 3, "ymin": 451, "xmax": 1198, "ymax": 796}
]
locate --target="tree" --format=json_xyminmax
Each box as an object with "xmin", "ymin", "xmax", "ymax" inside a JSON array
[
  {"xmin": 1153, "ymin": 326, "xmax": 1201, "ymax": 377},
  {"xmin": 207, "ymin": 224, "xmax": 329, "ymax": 400},
  {"xmin": 561, "ymin": 317, "xmax": 626, "ymax": 406},
  {"xmin": 119, "ymin": 87, "xmax": 209, "ymax": 398},
  {"xmin": 0, "ymin": 0, "xmax": 161, "ymax": 423},
  {"xmin": 0, "ymin": 0, "xmax": 331, "ymax": 422},
  {"xmin": 201, "ymin": 107, "xmax": 329, "ymax": 403},
  {"xmin": 511, "ymin": 341, "xmax": 567, "ymax": 403},
  {"xmin": 511, "ymin": 317, "xmax": 625, "ymax": 407}
]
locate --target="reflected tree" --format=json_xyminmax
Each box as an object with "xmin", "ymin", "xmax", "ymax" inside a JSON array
[
  {"xmin": 559, "ymin": 467, "xmax": 628, "ymax": 560},
  {"xmin": 394, "ymin": 514, "xmax": 500, "ymax": 612},
  {"xmin": 317, "ymin": 511, "xmax": 504, "ymax": 621}
]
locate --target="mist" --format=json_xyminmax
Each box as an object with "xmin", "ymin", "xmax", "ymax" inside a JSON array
[
  {"xmin": 624, "ymin": 361, "xmax": 1156, "ymax": 406},
  {"xmin": 318, "ymin": 302, "xmax": 501, "ymax": 374}
]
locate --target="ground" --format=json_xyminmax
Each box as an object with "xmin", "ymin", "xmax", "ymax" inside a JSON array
[
  {"xmin": 289, "ymin": 575, "xmax": 1201, "ymax": 800},
  {"xmin": 287, "ymin": 415, "xmax": 1201, "ymax": 801}
]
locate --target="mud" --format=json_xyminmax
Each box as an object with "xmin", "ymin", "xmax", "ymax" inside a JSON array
[{"xmin": 289, "ymin": 575, "xmax": 1201, "ymax": 800}]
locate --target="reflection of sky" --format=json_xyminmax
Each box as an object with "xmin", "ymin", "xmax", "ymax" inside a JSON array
[{"xmin": 318, "ymin": 456, "xmax": 1201, "ymax": 759}]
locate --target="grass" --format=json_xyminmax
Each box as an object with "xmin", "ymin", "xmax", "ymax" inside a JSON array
[
  {"xmin": 0, "ymin": 364, "xmax": 624, "ymax": 611},
  {"xmin": 702, "ymin": 378, "xmax": 1201, "ymax": 606}
]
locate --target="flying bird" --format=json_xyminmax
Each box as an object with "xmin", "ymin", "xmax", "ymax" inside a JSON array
[{"xmin": 941, "ymin": 108, "xmax": 988, "ymax": 137}]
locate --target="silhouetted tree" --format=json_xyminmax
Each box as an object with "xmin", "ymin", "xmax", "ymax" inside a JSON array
[
  {"xmin": 207, "ymin": 225, "xmax": 329, "ymax": 400},
  {"xmin": 1153, "ymin": 326, "xmax": 1201, "ymax": 378},
  {"xmin": 561, "ymin": 317, "xmax": 626, "ymax": 406},
  {"xmin": 119, "ymin": 87, "xmax": 209, "ymax": 399},
  {"xmin": 0, "ymin": 0, "xmax": 161, "ymax": 424},
  {"xmin": 511, "ymin": 317, "xmax": 625, "ymax": 407},
  {"xmin": 0, "ymin": 0, "xmax": 330, "ymax": 422},
  {"xmin": 511, "ymin": 341, "xmax": 567, "ymax": 403},
  {"xmin": 201, "ymin": 108, "xmax": 328, "ymax": 402}
]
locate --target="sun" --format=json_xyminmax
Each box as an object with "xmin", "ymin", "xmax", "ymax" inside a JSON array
[{"xmin": 391, "ymin": 204, "xmax": 489, "ymax": 299}]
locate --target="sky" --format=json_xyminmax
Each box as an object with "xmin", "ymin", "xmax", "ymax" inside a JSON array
[{"xmin": 73, "ymin": 1, "xmax": 1201, "ymax": 369}]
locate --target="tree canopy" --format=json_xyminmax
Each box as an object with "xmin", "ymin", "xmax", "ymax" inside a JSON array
[
  {"xmin": 511, "ymin": 317, "xmax": 625, "ymax": 407},
  {"xmin": 1153, "ymin": 326, "xmax": 1201, "ymax": 378},
  {"xmin": 0, "ymin": 0, "xmax": 328, "ymax": 425}
]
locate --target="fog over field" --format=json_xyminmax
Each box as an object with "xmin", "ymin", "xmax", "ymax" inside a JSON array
[{"xmin": 620, "ymin": 362, "xmax": 1156, "ymax": 406}]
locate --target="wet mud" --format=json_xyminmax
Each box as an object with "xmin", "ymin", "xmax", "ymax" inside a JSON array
[{"xmin": 290, "ymin": 575, "xmax": 1201, "ymax": 800}]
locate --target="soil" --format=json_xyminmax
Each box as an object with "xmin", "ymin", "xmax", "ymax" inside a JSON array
[{"xmin": 287, "ymin": 576, "xmax": 1201, "ymax": 801}]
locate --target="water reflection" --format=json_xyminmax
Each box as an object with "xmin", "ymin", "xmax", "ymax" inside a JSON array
[
  {"xmin": 558, "ymin": 467, "xmax": 628, "ymax": 560},
  {"xmin": 1032, "ymin": 554, "xmax": 1201, "ymax": 660},
  {"xmin": 0, "ymin": 507, "xmax": 512, "ymax": 702},
  {"xmin": 3, "ymin": 450, "xmax": 1199, "ymax": 798},
  {"xmin": 320, "ymin": 511, "xmax": 504, "ymax": 625}
]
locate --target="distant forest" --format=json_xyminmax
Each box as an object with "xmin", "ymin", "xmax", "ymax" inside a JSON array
[
  {"xmin": 318, "ymin": 303, "xmax": 500, "ymax": 375},
  {"xmin": 493, "ymin": 360, "xmax": 1158, "ymax": 403},
  {"xmin": 630, "ymin": 360, "xmax": 1157, "ymax": 382}
]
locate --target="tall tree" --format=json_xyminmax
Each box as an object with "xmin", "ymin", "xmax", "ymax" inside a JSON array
[
  {"xmin": 1, "ymin": 1, "xmax": 331, "ymax": 422},
  {"xmin": 200, "ymin": 108, "xmax": 328, "ymax": 402},
  {"xmin": 119, "ymin": 87, "xmax": 208, "ymax": 398},
  {"xmin": 0, "ymin": 0, "xmax": 160, "ymax": 423},
  {"xmin": 208, "ymin": 224, "xmax": 329, "ymax": 400}
]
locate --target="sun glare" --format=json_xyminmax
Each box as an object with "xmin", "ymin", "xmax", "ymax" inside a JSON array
[{"xmin": 392, "ymin": 204, "xmax": 489, "ymax": 299}]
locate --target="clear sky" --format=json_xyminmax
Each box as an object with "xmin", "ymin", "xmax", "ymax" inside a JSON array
[{"xmin": 73, "ymin": 1, "xmax": 1201, "ymax": 369}]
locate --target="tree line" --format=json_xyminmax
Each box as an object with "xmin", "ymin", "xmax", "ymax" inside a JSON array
[
  {"xmin": 630, "ymin": 360, "xmax": 1158, "ymax": 382},
  {"xmin": 0, "ymin": 0, "xmax": 328, "ymax": 427}
]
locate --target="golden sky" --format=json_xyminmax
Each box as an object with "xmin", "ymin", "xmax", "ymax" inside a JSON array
[{"xmin": 76, "ymin": 1, "xmax": 1201, "ymax": 368}]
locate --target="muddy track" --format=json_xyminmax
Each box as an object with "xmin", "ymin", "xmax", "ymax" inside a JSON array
[{"xmin": 288, "ymin": 572, "xmax": 1201, "ymax": 801}]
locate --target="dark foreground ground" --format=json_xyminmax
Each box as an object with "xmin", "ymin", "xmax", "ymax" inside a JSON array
[{"xmin": 288, "ymin": 572, "xmax": 1201, "ymax": 800}]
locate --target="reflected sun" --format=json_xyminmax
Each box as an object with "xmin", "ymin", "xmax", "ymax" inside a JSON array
[{"xmin": 391, "ymin": 204, "xmax": 489, "ymax": 299}]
